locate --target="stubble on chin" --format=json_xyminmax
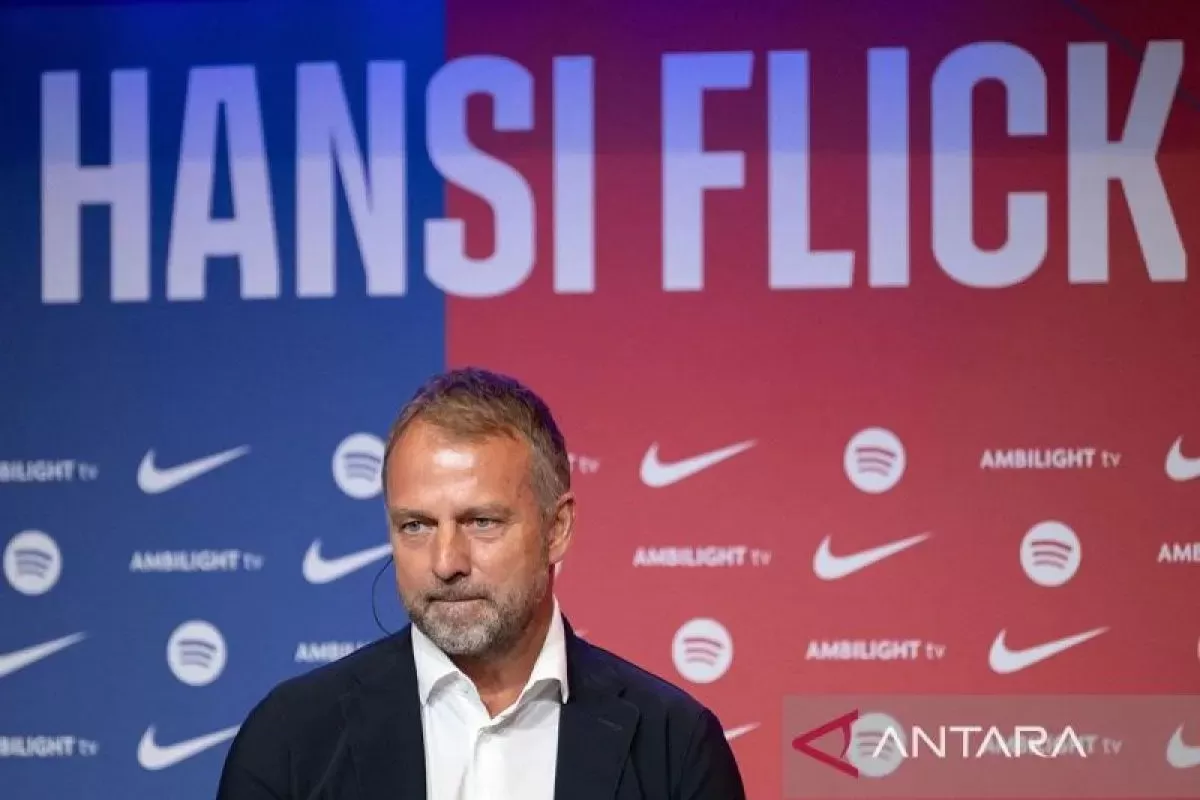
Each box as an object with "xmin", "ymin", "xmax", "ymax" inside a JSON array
[
  {"xmin": 416, "ymin": 599, "xmax": 501, "ymax": 656},
  {"xmin": 413, "ymin": 571, "xmax": 549, "ymax": 659}
]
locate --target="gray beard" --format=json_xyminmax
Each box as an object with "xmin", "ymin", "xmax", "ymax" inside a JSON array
[{"xmin": 410, "ymin": 567, "xmax": 549, "ymax": 658}]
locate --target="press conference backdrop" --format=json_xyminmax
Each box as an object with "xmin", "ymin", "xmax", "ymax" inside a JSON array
[{"xmin": 2, "ymin": 0, "xmax": 1199, "ymax": 798}]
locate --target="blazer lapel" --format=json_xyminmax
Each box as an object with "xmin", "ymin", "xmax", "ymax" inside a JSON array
[
  {"xmin": 555, "ymin": 620, "xmax": 640, "ymax": 800},
  {"xmin": 341, "ymin": 627, "xmax": 427, "ymax": 800}
]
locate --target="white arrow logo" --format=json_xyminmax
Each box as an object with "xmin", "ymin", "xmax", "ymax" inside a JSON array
[
  {"xmin": 1165, "ymin": 437, "xmax": 1200, "ymax": 482},
  {"xmin": 812, "ymin": 533, "xmax": 930, "ymax": 580},
  {"xmin": 1166, "ymin": 725, "xmax": 1200, "ymax": 769},
  {"xmin": 987, "ymin": 627, "xmax": 1108, "ymax": 674},
  {"xmin": 137, "ymin": 725, "xmax": 240, "ymax": 771},
  {"xmin": 0, "ymin": 633, "xmax": 86, "ymax": 679},
  {"xmin": 640, "ymin": 441, "xmax": 755, "ymax": 488},
  {"xmin": 138, "ymin": 446, "xmax": 250, "ymax": 494},
  {"xmin": 724, "ymin": 723, "xmax": 759, "ymax": 741},
  {"xmin": 302, "ymin": 539, "xmax": 392, "ymax": 585}
]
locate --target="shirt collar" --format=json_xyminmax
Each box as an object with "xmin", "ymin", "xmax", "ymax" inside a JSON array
[{"xmin": 411, "ymin": 595, "xmax": 570, "ymax": 707}]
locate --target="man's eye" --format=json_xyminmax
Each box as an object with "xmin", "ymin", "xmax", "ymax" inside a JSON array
[
  {"xmin": 471, "ymin": 518, "xmax": 499, "ymax": 529},
  {"xmin": 398, "ymin": 521, "xmax": 426, "ymax": 534}
]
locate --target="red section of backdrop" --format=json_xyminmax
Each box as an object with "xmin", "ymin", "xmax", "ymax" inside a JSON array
[{"xmin": 443, "ymin": 1, "xmax": 1200, "ymax": 796}]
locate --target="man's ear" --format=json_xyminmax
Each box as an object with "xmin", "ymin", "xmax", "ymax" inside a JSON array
[{"xmin": 547, "ymin": 491, "xmax": 576, "ymax": 566}]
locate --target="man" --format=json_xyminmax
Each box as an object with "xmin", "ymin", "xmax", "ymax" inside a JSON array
[{"xmin": 216, "ymin": 367, "xmax": 747, "ymax": 799}]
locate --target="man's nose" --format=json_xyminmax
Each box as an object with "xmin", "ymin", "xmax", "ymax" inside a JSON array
[{"xmin": 430, "ymin": 524, "xmax": 471, "ymax": 580}]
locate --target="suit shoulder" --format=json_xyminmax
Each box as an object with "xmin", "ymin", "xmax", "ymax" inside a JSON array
[
  {"xmin": 253, "ymin": 634, "xmax": 403, "ymax": 719},
  {"xmin": 582, "ymin": 640, "xmax": 711, "ymax": 720},
  {"xmin": 574, "ymin": 640, "xmax": 745, "ymax": 796},
  {"xmin": 219, "ymin": 636, "xmax": 406, "ymax": 797}
]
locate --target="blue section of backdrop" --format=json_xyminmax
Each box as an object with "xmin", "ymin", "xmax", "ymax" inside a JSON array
[{"xmin": 0, "ymin": 1, "xmax": 444, "ymax": 797}]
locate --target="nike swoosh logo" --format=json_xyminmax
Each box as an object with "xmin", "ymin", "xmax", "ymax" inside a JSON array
[
  {"xmin": 640, "ymin": 440, "xmax": 755, "ymax": 488},
  {"xmin": 1165, "ymin": 437, "xmax": 1200, "ymax": 482},
  {"xmin": 302, "ymin": 539, "xmax": 392, "ymax": 584},
  {"xmin": 0, "ymin": 633, "xmax": 86, "ymax": 679},
  {"xmin": 1166, "ymin": 725, "xmax": 1200, "ymax": 769},
  {"xmin": 138, "ymin": 446, "xmax": 250, "ymax": 494},
  {"xmin": 988, "ymin": 627, "xmax": 1108, "ymax": 674},
  {"xmin": 725, "ymin": 723, "xmax": 759, "ymax": 741},
  {"xmin": 812, "ymin": 533, "xmax": 930, "ymax": 580},
  {"xmin": 137, "ymin": 725, "xmax": 240, "ymax": 771}
]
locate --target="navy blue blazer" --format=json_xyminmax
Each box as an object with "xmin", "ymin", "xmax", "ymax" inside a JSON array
[{"xmin": 216, "ymin": 618, "xmax": 748, "ymax": 799}]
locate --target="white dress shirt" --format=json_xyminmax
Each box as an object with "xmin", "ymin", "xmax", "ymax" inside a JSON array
[{"xmin": 412, "ymin": 597, "xmax": 568, "ymax": 800}]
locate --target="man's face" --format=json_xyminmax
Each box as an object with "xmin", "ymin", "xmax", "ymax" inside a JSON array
[{"xmin": 384, "ymin": 419, "xmax": 572, "ymax": 658}]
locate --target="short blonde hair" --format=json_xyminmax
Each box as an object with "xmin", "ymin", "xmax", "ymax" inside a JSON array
[{"xmin": 382, "ymin": 367, "xmax": 571, "ymax": 516}]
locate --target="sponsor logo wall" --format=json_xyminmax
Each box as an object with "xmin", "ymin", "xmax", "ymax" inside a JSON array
[{"xmin": 1, "ymin": 1, "xmax": 1198, "ymax": 798}]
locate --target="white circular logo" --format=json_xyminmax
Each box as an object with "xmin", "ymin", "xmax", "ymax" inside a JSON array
[
  {"xmin": 848, "ymin": 711, "xmax": 905, "ymax": 778},
  {"xmin": 844, "ymin": 428, "xmax": 906, "ymax": 494},
  {"xmin": 1020, "ymin": 521, "xmax": 1081, "ymax": 587},
  {"xmin": 3, "ymin": 530, "xmax": 62, "ymax": 596},
  {"xmin": 333, "ymin": 433, "xmax": 386, "ymax": 499},
  {"xmin": 167, "ymin": 620, "xmax": 227, "ymax": 686},
  {"xmin": 671, "ymin": 618, "xmax": 733, "ymax": 684}
]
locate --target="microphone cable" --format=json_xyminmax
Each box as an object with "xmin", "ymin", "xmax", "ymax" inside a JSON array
[{"xmin": 370, "ymin": 555, "xmax": 396, "ymax": 636}]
